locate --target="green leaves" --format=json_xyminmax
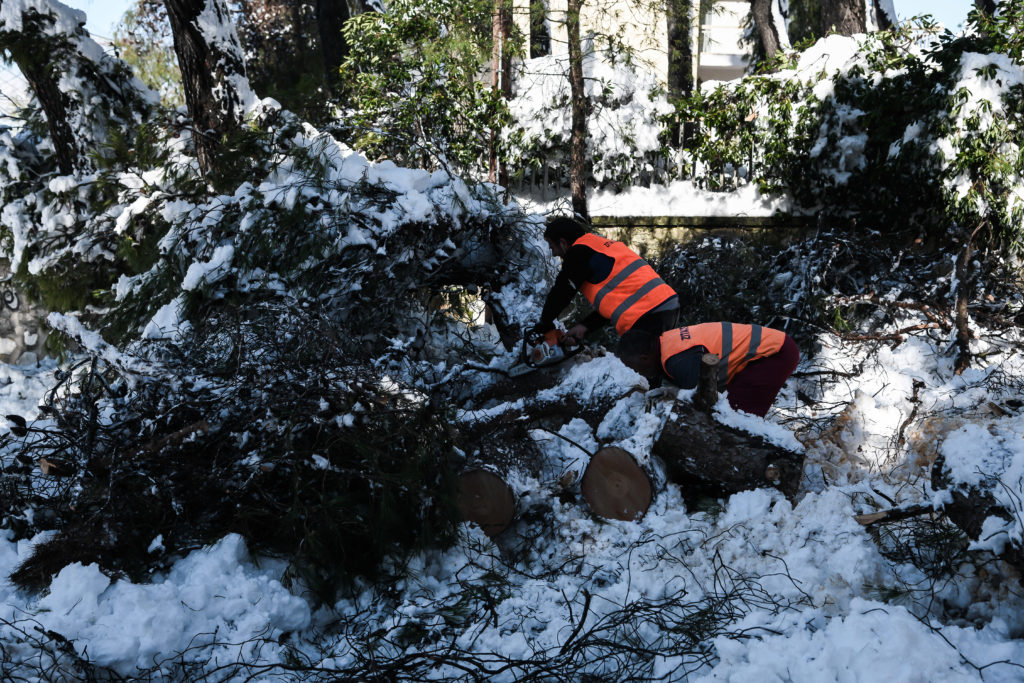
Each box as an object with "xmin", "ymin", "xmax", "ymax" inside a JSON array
[
  {"xmin": 338, "ymin": 0, "xmax": 515, "ymax": 176},
  {"xmin": 684, "ymin": 18, "xmax": 1024, "ymax": 254}
]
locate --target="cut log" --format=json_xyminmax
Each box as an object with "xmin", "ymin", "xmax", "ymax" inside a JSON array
[
  {"xmin": 653, "ymin": 402, "xmax": 804, "ymax": 502},
  {"xmin": 580, "ymin": 447, "xmax": 652, "ymax": 521},
  {"xmin": 457, "ymin": 469, "xmax": 516, "ymax": 537},
  {"xmin": 694, "ymin": 353, "xmax": 719, "ymax": 412}
]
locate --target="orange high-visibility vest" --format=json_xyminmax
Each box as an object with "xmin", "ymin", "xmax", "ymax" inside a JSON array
[
  {"xmin": 660, "ymin": 322, "xmax": 786, "ymax": 385},
  {"xmin": 574, "ymin": 234, "xmax": 676, "ymax": 335}
]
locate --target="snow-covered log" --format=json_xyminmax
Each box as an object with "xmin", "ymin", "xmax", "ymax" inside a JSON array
[{"xmin": 653, "ymin": 402, "xmax": 805, "ymax": 503}]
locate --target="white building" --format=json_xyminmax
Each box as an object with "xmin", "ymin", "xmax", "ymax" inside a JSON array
[{"xmin": 511, "ymin": 0, "xmax": 751, "ymax": 87}]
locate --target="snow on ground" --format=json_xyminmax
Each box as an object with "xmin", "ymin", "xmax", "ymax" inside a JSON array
[
  {"xmin": 3, "ymin": 294, "xmax": 1024, "ymax": 678},
  {"xmin": 2, "ymin": 181, "xmax": 1024, "ymax": 678}
]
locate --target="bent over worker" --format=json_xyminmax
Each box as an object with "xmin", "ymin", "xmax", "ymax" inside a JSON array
[
  {"xmin": 530, "ymin": 216, "xmax": 679, "ymax": 355},
  {"xmin": 620, "ymin": 322, "xmax": 800, "ymax": 417}
]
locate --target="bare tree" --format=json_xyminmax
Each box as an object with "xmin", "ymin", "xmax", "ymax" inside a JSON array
[{"xmin": 163, "ymin": 0, "xmax": 252, "ymax": 178}]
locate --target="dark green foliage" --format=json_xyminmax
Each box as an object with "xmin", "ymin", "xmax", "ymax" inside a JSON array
[
  {"xmin": 338, "ymin": 0, "xmax": 517, "ymax": 174},
  {"xmin": 652, "ymin": 228, "xmax": 969, "ymax": 345},
  {"xmin": 681, "ymin": 16, "xmax": 1024, "ymax": 254}
]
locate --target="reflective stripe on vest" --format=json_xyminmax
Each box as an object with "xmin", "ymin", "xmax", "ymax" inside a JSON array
[
  {"xmin": 574, "ymin": 233, "xmax": 676, "ymax": 335},
  {"xmin": 659, "ymin": 322, "xmax": 786, "ymax": 385}
]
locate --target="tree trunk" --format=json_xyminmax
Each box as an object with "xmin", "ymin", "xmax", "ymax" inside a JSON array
[
  {"xmin": 566, "ymin": 0, "xmax": 589, "ymax": 220},
  {"xmin": 290, "ymin": 0, "xmax": 304, "ymax": 66},
  {"xmin": 164, "ymin": 0, "xmax": 250, "ymax": 179},
  {"xmin": 313, "ymin": 0, "xmax": 351, "ymax": 96},
  {"xmin": 489, "ymin": 0, "xmax": 512, "ymax": 187},
  {"xmin": 819, "ymin": 0, "xmax": 866, "ymax": 36},
  {"xmin": 653, "ymin": 401, "xmax": 805, "ymax": 503},
  {"xmin": 750, "ymin": 0, "xmax": 784, "ymax": 62},
  {"xmin": 871, "ymin": 0, "xmax": 894, "ymax": 30},
  {"xmin": 7, "ymin": 46, "xmax": 77, "ymax": 174},
  {"xmin": 974, "ymin": 0, "xmax": 997, "ymax": 17},
  {"xmin": 666, "ymin": 0, "xmax": 694, "ymax": 99}
]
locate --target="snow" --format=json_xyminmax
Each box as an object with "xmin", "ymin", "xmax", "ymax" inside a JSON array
[
  {"xmin": 5, "ymin": 308, "xmax": 1024, "ymax": 678},
  {"xmin": 2, "ymin": 6, "xmax": 1024, "ymax": 681}
]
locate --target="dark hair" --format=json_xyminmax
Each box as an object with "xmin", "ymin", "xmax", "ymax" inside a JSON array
[{"xmin": 543, "ymin": 215, "xmax": 588, "ymax": 243}]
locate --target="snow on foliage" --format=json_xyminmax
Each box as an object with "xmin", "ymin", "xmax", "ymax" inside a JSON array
[
  {"xmin": 0, "ymin": 5, "xmax": 1024, "ymax": 682},
  {"xmin": 686, "ymin": 14, "xmax": 1024, "ymax": 251},
  {"xmin": 505, "ymin": 46, "xmax": 676, "ymax": 189}
]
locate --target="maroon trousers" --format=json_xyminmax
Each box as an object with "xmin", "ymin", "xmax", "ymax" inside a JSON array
[{"xmin": 726, "ymin": 335, "xmax": 799, "ymax": 417}]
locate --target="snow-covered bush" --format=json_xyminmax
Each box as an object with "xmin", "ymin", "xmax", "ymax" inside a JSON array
[
  {"xmin": 0, "ymin": 0, "xmax": 158, "ymax": 312},
  {"xmin": 0, "ymin": 0, "xmax": 551, "ymax": 600},
  {"xmin": 504, "ymin": 47, "xmax": 676, "ymax": 191},
  {"xmin": 684, "ymin": 10, "xmax": 1024, "ymax": 252},
  {"xmin": 2, "ymin": 305, "xmax": 464, "ymax": 596}
]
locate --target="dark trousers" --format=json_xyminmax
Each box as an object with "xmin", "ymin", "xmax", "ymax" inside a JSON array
[
  {"xmin": 618, "ymin": 306, "xmax": 680, "ymax": 353},
  {"xmin": 727, "ymin": 335, "xmax": 799, "ymax": 417}
]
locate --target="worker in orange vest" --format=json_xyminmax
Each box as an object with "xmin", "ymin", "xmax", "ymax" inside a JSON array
[
  {"xmin": 529, "ymin": 216, "xmax": 679, "ymax": 355},
  {"xmin": 620, "ymin": 322, "xmax": 800, "ymax": 417}
]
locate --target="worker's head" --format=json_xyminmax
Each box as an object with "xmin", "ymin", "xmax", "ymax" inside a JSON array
[
  {"xmin": 543, "ymin": 216, "xmax": 587, "ymax": 258},
  {"xmin": 617, "ymin": 330, "xmax": 662, "ymax": 381}
]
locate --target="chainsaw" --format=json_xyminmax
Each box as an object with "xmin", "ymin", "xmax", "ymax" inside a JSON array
[{"xmin": 508, "ymin": 328, "xmax": 583, "ymax": 377}]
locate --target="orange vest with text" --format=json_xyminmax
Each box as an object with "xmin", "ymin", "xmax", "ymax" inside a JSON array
[
  {"xmin": 659, "ymin": 323, "xmax": 786, "ymax": 385},
  {"xmin": 574, "ymin": 234, "xmax": 676, "ymax": 335}
]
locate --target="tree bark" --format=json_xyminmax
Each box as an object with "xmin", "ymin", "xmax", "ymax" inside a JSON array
[
  {"xmin": 953, "ymin": 222, "xmax": 985, "ymax": 375},
  {"xmin": 750, "ymin": 0, "xmax": 784, "ymax": 62},
  {"xmin": 164, "ymin": 0, "xmax": 250, "ymax": 179},
  {"xmin": 653, "ymin": 401, "xmax": 805, "ymax": 502},
  {"xmin": 694, "ymin": 353, "xmax": 719, "ymax": 412},
  {"xmin": 489, "ymin": 0, "xmax": 512, "ymax": 187},
  {"xmin": 871, "ymin": 0, "xmax": 894, "ymax": 30},
  {"xmin": 819, "ymin": 0, "xmax": 866, "ymax": 36},
  {"xmin": 666, "ymin": 0, "xmax": 694, "ymax": 99},
  {"xmin": 7, "ymin": 47, "xmax": 77, "ymax": 174},
  {"xmin": 974, "ymin": 0, "xmax": 997, "ymax": 17},
  {"xmin": 566, "ymin": 0, "xmax": 589, "ymax": 220},
  {"xmin": 313, "ymin": 0, "xmax": 351, "ymax": 96},
  {"xmin": 1, "ymin": 6, "xmax": 79, "ymax": 174}
]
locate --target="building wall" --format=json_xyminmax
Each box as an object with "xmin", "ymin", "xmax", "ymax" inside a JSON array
[{"xmin": 511, "ymin": 0, "xmax": 751, "ymax": 86}]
